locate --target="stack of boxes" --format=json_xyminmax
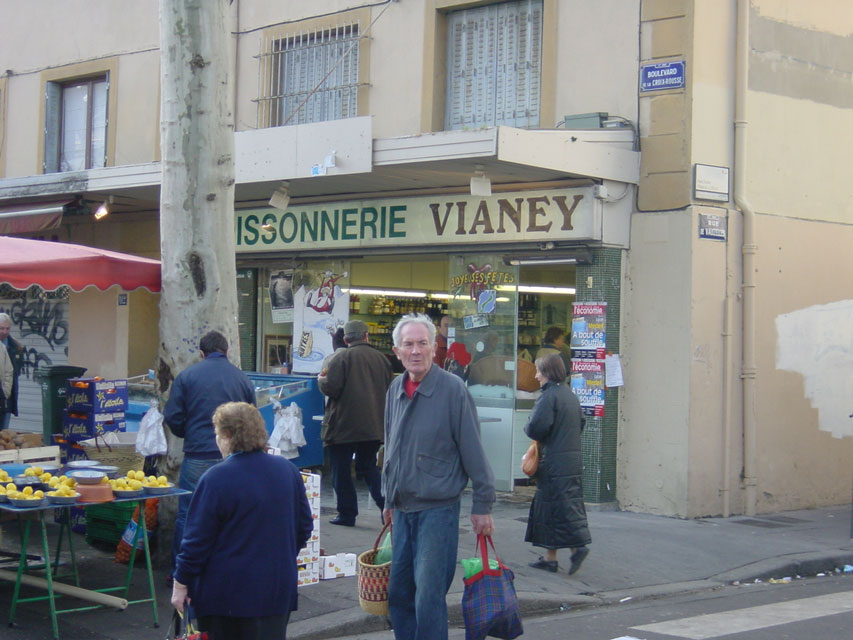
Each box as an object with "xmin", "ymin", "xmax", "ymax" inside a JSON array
[
  {"xmin": 62, "ymin": 377, "xmax": 129, "ymax": 448},
  {"xmin": 297, "ymin": 471, "xmax": 321, "ymax": 587}
]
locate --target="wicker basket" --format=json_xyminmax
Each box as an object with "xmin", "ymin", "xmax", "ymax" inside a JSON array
[
  {"xmin": 357, "ymin": 522, "xmax": 392, "ymax": 616},
  {"xmin": 80, "ymin": 434, "xmax": 145, "ymax": 475}
]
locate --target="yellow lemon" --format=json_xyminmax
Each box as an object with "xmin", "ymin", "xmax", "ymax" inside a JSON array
[
  {"xmin": 158, "ymin": 476, "xmax": 168, "ymax": 485},
  {"xmin": 0, "ymin": 486, "xmax": 6, "ymax": 495},
  {"xmin": 100, "ymin": 475, "xmax": 109, "ymax": 484},
  {"xmin": 34, "ymin": 490, "xmax": 44, "ymax": 499},
  {"xmin": 33, "ymin": 467, "xmax": 43, "ymax": 475},
  {"xmin": 133, "ymin": 470, "xmax": 143, "ymax": 481},
  {"xmin": 6, "ymin": 483, "xmax": 16, "ymax": 492},
  {"xmin": 40, "ymin": 472, "xmax": 52, "ymax": 482},
  {"xmin": 23, "ymin": 468, "xmax": 35, "ymax": 477},
  {"xmin": 22, "ymin": 486, "xmax": 33, "ymax": 496}
]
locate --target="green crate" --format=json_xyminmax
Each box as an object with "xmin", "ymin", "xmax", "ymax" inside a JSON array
[
  {"xmin": 85, "ymin": 502, "xmax": 135, "ymax": 525},
  {"xmin": 85, "ymin": 519, "xmax": 126, "ymax": 546}
]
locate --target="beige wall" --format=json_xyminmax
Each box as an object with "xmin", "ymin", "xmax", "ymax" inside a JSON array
[{"xmin": 618, "ymin": 210, "xmax": 693, "ymax": 515}]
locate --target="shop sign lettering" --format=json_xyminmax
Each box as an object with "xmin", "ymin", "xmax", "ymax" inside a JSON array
[{"xmin": 235, "ymin": 188, "xmax": 595, "ymax": 253}]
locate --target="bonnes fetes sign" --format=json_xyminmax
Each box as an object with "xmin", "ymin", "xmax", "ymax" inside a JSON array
[{"xmin": 235, "ymin": 187, "xmax": 596, "ymax": 252}]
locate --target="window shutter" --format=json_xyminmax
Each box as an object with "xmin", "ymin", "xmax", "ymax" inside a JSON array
[
  {"xmin": 43, "ymin": 82, "xmax": 61, "ymax": 173},
  {"xmin": 445, "ymin": 0, "xmax": 542, "ymax": 131}
]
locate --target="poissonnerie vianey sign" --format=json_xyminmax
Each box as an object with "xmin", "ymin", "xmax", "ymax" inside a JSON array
[{"xmin": 235, "ymin": 188, "xmax": 596, "ymax": 252}]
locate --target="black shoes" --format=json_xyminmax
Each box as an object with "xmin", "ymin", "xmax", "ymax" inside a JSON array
[
  {"xmin": 528, "ymin": 557, "xmax": 558, "ymax": 573},
  {"xmin": 569, "ymin": 546, "xmax": 589, "ymax": 575},
  {"xmin": 329, "ymin": 516, "xmax": 355, "ymax": 527}
]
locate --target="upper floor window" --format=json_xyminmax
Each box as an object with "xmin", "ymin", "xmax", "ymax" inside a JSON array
[
  {"xmin": 445, "ymin": 0, "xmax": 543, "ymax": 130},
  {"xmin": 258, "ymin": 23, "xmax": 360, "ymax": 127},
  {"xmin": 44, "ymin": 75, "xmax": 108, "ymax": 173}
]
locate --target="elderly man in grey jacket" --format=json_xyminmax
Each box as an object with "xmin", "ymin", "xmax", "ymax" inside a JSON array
[
  {"xmin": 382, "ymin": 313, "xmax": 495, "ymax": 640},
  {"xmin": 318, "ymin": 319, "xmax": 392, "ymax": 526}
]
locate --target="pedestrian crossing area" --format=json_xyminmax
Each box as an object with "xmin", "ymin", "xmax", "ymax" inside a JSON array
[{"xmin": 629, "ymin": 592, "xmax": 853, "ymax": 638}]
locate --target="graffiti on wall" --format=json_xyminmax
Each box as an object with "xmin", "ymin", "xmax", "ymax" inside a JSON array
[
  {"xmin": 776, "ymin": 299, "xmax": 853, "ymax": 439},
  {"xmin": 0, "ymin": 286, "xmax": 70, "ymax": 380}
]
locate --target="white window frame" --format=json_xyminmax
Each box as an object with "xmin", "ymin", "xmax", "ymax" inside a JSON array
[
  {"xmin": 445, "ymin": 0, "xmax": 543, "ymax": 131},
  {"xmin": 258, "ymin": 22, "xmax": 361, "ymax": 127}
]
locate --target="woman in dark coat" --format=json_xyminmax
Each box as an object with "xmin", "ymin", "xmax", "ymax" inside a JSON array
[{"xmin": 524, "ymin": 353, "xmax": 591, "ymax": 574}]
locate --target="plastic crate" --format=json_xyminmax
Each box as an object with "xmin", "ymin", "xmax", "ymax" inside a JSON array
[
  {"xmin": 86, "ymin": 502, "xmax": 135, "ymax": 525},
  {"xmin": 85, "ymin": 519, "xmax": 126, "ymax": 546}
]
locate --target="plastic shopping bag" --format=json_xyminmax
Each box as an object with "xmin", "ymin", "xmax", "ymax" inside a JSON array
[
  {"xmin": 136, "ymin": 400, "xmax": 168, "ymax": 457},
  {"xmin": 267, "ymin": 401, "xmax": 305, "ymax": 458},
  {"xmin": 461, "ymin": 535, "xmax": 523, "ymax": 640},
  {"xmin": 374, "ymin": 529, "xmax": 393, "ymax": 565}
]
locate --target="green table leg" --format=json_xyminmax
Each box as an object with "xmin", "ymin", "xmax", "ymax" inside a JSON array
[
  {"xmin": 52, "ymin": 508, "xmax": 80, "ymax": 586},
  {"xmin": 8, "ymin": 516, "xmax": 31, "ymax": 628},
  {"xmin": 121, "ymin": 499, "xmax": 159, "ymax": 627},
  {"xmin": 38, "ymin": 513, "xmax": 61, "ymax": 639}
]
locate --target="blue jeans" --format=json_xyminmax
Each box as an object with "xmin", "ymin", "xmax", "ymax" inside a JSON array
[
  {"xmin": 327, "ymin": 441, "xmax": 384, "ymax": 522},
  {"xmin": 0, "ymin": 412, "xmax": 10, "ymax": 430},
  {"xmin": 172, "ymin": 456, "xmax": 222, "ymax": 571},
  {"xmin": 388, "ymin": 502, "xmax": 460, "ymax": 640}
]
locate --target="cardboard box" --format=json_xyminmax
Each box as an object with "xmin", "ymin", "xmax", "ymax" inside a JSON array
[
  {"xmin": 296, "ymin": 540, "xmax": 321, "ymax": 565},
  {"xmin": 296, "ymin": 561, "xmax": 319, "ymax": 587},
  {"xmin": 66, "ymin": 378, "xmax": 129, "ymax": 414},
  {"xmin": 62, "ymin": 410, "xmax": 126, "ymax": 442},
  {"xmin": 320, "ymin": 553, "xmax": 357, "ymax": 579}
]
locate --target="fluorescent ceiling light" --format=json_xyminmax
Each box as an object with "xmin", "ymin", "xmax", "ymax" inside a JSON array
[
  {"xmin": 518, "ymin": 285, "xmax": 576, "ymax": 295},
  {"xmin": 344, "ymin": 288, "xmax": 428, "ymax": 298}
]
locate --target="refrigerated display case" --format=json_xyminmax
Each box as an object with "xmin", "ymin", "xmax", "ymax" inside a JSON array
[{"xmin": 249, "ymin": 373, "xmax": 325, "ymax": 468}]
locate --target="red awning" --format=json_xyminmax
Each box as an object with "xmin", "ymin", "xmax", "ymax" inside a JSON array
[{"xmin": 0, "ymin": 236, "xmax": 161, "ymax": 292}]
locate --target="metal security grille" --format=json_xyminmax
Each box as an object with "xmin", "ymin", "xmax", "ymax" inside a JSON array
[
  {"xmin": 257, "ymin": 23, "xmax": 360, "ymax": 128},
  {"xmin": 445, "ymin": 0, "xmax": 542, "ymax": 130}
]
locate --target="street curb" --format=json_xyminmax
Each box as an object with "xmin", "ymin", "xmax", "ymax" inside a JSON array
[{"xmin": 288, "ymin": 551, "xmax": 853, "ymax": 640}]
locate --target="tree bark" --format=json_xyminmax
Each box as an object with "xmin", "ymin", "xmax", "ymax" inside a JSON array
[{"xmin": 157, "ymin": 0, "xmax": 237, "ymax": 555}]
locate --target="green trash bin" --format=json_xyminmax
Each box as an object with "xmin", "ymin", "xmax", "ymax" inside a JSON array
[{"xmin": 33, "ymin": 365, "xmax": 87, "ymax": 446}]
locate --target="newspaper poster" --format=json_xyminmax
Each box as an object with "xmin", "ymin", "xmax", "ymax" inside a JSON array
[
  {"xmin": 291, "ymin": 269, "xmax": 349, "ymax": 374},
  {"xmin": 570, "ymin": 302, "xmax": 606, "ymax": 360},
  {"xmin": 269, "ymin": 269, "xmax": 294, "ymax": 323},
  {"xmin": 570, "ymin": 359, "xmax": 605, "ymax": 417}
]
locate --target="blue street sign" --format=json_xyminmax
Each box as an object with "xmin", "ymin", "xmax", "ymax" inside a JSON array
[{"xmin": 640, "ymin": 61, "xmax": 685, "ymax": 92}]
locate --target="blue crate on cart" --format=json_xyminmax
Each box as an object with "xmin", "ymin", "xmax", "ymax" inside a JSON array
[
  {"xmin": 62, "ymin": 410, "xmax": 127, "ymax": 442},
  {"xmin": 66, "ymin": 378, "xmax": 129, "ymax": 414}
]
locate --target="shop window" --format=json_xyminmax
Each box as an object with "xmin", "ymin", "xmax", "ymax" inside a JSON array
[
  {"xmin": 445, "ymin": 0, "xmax": 543, "ymax": 130},
  {"xmin": 257, "ymin": 22, "xmax": 361, "ymax": 128},
  {"xmin": 44, "ymin": 75, "xmax": 108, "ymax": 173}
]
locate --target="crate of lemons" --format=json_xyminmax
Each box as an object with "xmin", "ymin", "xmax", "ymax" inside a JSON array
[
  {"xmin": 0, "ymin": 466, "xmax": 79, "ymax": 505},
  {"xmin": 110, "ymin": 470, "xmax": 172, "ymax": 496}
]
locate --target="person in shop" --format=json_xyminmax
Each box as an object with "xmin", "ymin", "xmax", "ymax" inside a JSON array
[
  {"xmin": 163, "ymin": 330, "xmax": 257, "ymax": 582},
  {"xmin": 171, "ymin": 401, "xmax": 313, "ymax": 640},
  {"xmin": 535, "ymin": 326, "xmax": 570, "ymax": 374},
  {"xmin": 524, "ymin": 353, "xmax": 591, "ymax": 575},
  {"xmin": 318, "ymin": 320, "xmax": 392, "ymax": 526},
  {"xmin": 432, "ymin": 315, "xmax": 450, "ymax": 366},
  {"xmin": 0, "ymin": 338, "xmax": 13, "ymax": 427},
  {"xmin": 0, "ymin": 313, "xmax": 23, "ymax": 430},
  {"xmin": 382, "ymin": 313, "xmax": 495, "ymax": 640}
]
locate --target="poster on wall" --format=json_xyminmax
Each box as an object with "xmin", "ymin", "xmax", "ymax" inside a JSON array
[
  {"xmin": 570, "ymin": 359, "xmax": 605, "ymax": 417},
  {"xmin": 570, "ymin": 302, "xmax": 607, "ymax": 360},
  {"xmin": 291, "ymin": 269, "xmax": 349, "ymax": 374},
  {"xmin": 269, "ymin": 270, "xmax": 294, "ymax": 323}
]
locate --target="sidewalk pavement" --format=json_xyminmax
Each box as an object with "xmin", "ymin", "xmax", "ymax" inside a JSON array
[
  {"xmin": 0, "ymin": 482, "xmax": 851, "ymax": 640},
  {"xmin": 288, "ymin": 484, "xmax": 853, "ymax": 640}
]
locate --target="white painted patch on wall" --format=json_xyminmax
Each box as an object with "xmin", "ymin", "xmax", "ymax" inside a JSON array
[{"xmin": 776, "ymin": 300, "xmax": 853, "ymax": 439}]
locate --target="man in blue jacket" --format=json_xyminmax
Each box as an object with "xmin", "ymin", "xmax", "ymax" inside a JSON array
[{"xmin": 164, "ymin": 330, "xmax": 256, "ymax": 576}]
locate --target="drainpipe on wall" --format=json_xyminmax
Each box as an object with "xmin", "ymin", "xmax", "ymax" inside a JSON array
[{"xmin": 734, "ymin": 0, "xmax": 758, "ymax": 517}]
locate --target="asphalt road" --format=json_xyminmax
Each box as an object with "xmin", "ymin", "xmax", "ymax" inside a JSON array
[{"xmin": 336, "ymin": 573, "xmax": 853, "ymax": 639}]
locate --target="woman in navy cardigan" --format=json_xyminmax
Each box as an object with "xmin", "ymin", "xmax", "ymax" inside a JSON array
[{"xmin": 171, "ymin": 402, "xmax": 314, "ymax": 639}]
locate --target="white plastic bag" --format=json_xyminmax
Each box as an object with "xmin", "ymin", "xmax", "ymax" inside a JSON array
[
  {"xmin": 136, "ymin": 400, "xmax": 168, "ymax": 457},
  {"xmin": 267, "ymin": 401, "xmax": 305, "ymax": 459}
]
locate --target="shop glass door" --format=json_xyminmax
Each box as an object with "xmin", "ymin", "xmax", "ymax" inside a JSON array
[{"xmin": 446, "ymin": 254, "xmax": 518, "ymax": 492}]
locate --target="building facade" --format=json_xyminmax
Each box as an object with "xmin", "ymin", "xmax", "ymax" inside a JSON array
[{"xmin": 0, "ymin": 0, "xmax": 850, "ymax": 517}]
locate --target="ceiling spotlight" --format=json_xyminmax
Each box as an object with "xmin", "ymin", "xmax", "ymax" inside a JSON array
[
  {"xmin": 93, "ymin": 195, "xmax": 114, "ymax": 221},
  {"xmin": 470, "ymin": 164, "xmax": 491, "ymax": 197},
  {"xmin": 269, "ymin": 181, "xmax": 291, "ymax": 211}
]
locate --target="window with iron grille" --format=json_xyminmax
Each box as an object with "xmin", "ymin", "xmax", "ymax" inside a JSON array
[
  {"xmin": 44, "ymin": 75, "xmax": 108, "ymax": 173},
  {"xmin": 258, "ymin": 23, "xmax": 360, "ymax": 128},
  {"xmin": 445, "ymin": 0, "xmax": 543, "ymax": 130}
]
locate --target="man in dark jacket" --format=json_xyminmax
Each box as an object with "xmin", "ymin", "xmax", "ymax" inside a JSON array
[
  {"xmin": 163, "ymin": 330, "xmax": 256, "ymax": 573},
  {"xmin": 0, "ymin": 313, "xmax": 23, "ymax": 430},
  {"xmin": 318, "ymin": 319, "xmax": 392, "ymax": 526}
]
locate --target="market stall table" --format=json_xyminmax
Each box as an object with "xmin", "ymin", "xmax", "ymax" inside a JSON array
[{"xmin": 0, "ymin": 488, "xmax": 189, "ymax": 639}]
